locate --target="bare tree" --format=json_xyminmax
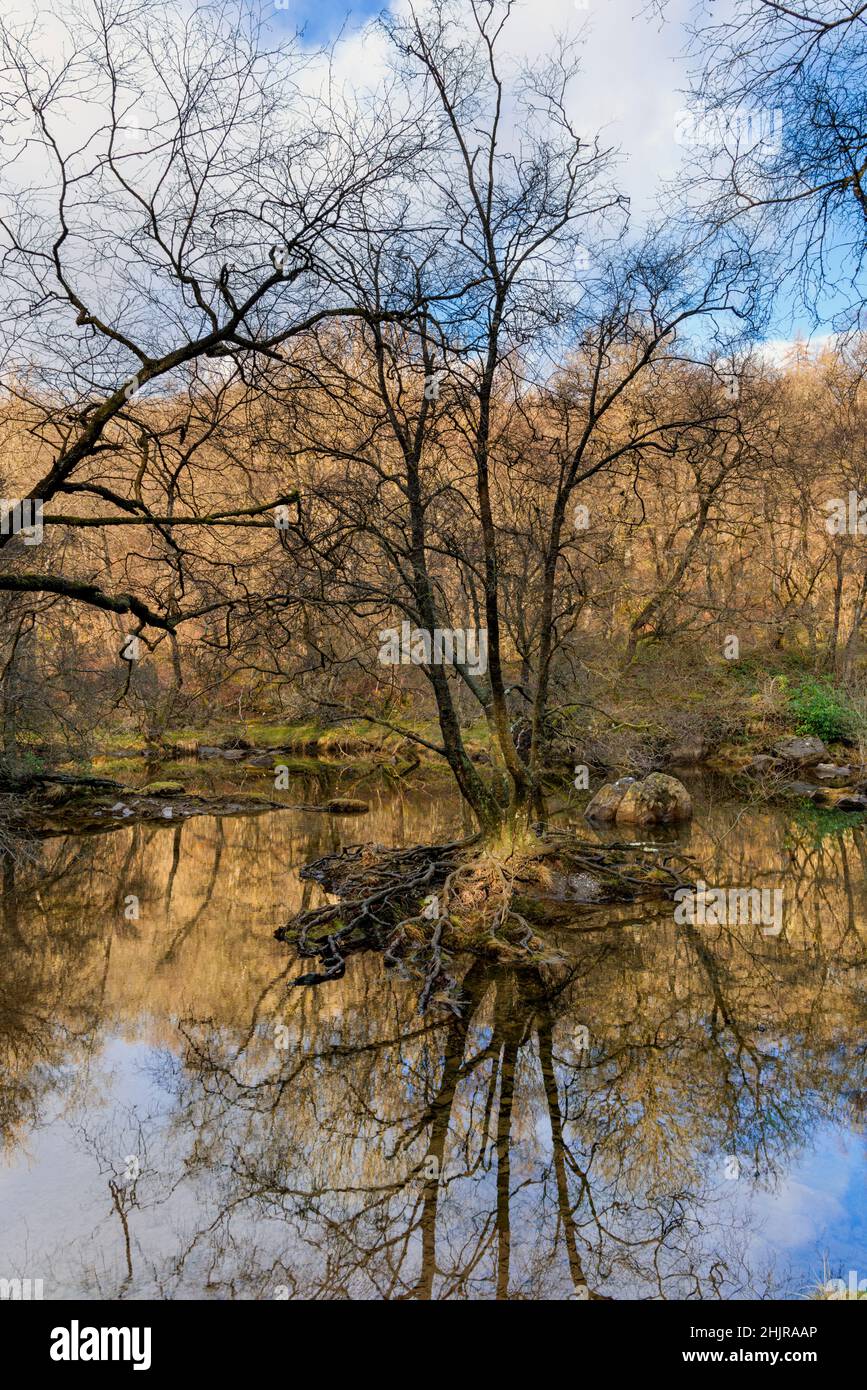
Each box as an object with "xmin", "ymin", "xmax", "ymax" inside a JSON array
[
  {"xmin": 678, "ymin": 0, "xmax": 867, "ymax": 328},
  {"xmin": 0, "ymin": 0, "xmax": 424, "ymax": 640}
]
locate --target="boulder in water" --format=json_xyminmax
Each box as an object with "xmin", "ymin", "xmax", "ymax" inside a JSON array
[
  {"xmin": 614, "ymin": 772, "xmax": 693, "ymax": 826},
  {"xmin": 784, "ymin": 781, "xmax": 827, "ymax": 800},
  {"xmin": 584, "ymin": 777, "xmax": 637, "ymax": 822},
  {"xmin": 668, "ymin": 736, "xmax": 708, "ymax": 766}
]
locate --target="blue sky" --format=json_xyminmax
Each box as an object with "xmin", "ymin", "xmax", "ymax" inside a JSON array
[
  {"xmin": 272, "ymin": 0, "xmax": 382, "ymax": 45},
  {"xmin": 271, "ymin": 0, "xmax": 857, "ymax": 345},
  {"xmin": 2, "ymin": 0, "xmax": 851, "ymax": 345}
]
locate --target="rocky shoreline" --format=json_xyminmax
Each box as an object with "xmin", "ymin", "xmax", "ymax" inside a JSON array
[
  {"xmin": 0, "ymin": 772, "xmax": 370, "ymax": 837},
  {"xmin": 709, "ymin": 735, "xmax": 867, "ymax": 811},
  {"xmin": 3, "ymin": 726, "xmax": 866, "ymax": 842}
]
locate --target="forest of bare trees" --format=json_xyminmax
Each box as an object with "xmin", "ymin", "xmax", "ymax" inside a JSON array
[
  {"xmin": 2, "ymin": 0, "xmax": 867, "ymax": 1330},
  {"xmin": 0, "ymin": 0, "xmax": 864, "ymax": 831}
]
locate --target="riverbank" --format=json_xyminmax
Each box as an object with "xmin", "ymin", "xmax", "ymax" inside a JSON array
[{"xmin": 4, "ymin": 648, "xmax": 867, "ymax": 834}]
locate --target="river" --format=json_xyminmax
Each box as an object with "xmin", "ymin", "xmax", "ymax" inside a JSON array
[{"xmin": 1, "ymin": 765, "xmax": 865, "ymax": 1299}]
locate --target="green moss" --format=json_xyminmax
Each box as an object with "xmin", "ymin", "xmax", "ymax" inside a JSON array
[
  {"xmin": 91, "ymin": 756, "xmax": 147, "ymax": 777},
  {"xmin": 247, "ymin": 721, "xmax": 317, "ymax": 747}
]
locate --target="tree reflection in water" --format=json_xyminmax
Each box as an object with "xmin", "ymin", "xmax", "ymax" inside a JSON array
[{"xmin": 1, "ymin": 776, "xmax": 867, "ymax": 1299}]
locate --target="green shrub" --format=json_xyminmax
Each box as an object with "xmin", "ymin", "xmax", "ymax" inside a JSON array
[{"xmin": 787, "ymin": 677, "xmax": 858, "ymax": 743}]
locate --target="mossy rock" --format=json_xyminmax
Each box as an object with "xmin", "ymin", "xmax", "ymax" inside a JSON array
[
  {"xmin": 322, "ymin": 798, "xmax": 369, "ymax": 814},
  {"xmin": 616, "ymin": 773, "xmax": 692, "ymax": 824},
  {"xmin": 585, "ymin": 777, "xmax": 637, "ymax": 822},
  {"xmin": 138, "ymin": 780, "xmax": 186, "ymax": 796}
]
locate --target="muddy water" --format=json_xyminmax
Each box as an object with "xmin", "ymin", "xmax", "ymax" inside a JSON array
[{"xmin": 1, "ymin": 766, "xmax": 866, "ymax": 1300}]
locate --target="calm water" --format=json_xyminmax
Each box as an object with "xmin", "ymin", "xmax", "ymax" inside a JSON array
[{"xmin": 1, "ymin": 766, "xmax": 866, "ymax": 1300}]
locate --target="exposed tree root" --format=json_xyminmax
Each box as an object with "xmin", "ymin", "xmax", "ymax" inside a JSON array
[{"xmin": 275, "ymin": 828, "xmax": 698, "ymax": 1012}]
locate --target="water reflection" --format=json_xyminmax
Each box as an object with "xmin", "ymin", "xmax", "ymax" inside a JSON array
[{"xmin": 1, "ymin": 772, "xmax": 866, "ymax": 1299}]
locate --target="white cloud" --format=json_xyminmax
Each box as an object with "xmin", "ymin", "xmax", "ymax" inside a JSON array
[{"xmin": 294, "ymin": 0, "xmax": 696, "ymax": 215}]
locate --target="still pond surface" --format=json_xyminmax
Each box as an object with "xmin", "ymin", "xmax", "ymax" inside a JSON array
[{"xmin": 1, "ymin": 765, "xmax": 866, "ymax": 1299}]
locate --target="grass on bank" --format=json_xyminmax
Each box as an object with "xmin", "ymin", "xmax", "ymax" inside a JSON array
[{"xmin": 12, "ymin": 642, "xmax": 867, "ymax": 781}]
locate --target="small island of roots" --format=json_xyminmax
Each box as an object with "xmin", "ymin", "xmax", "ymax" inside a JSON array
[{"xmin": 276, "ymin": 827, "xmax": 698, "ymax": 1012}]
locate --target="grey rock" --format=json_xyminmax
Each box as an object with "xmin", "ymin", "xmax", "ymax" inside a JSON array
[
  {"xmin": 784, "ymin": 781, "xmax": 827, "ymax": 801},
  {"xmin": 814, "ymin": 763, "xmax": 854, "ymax": 782},
  {"xmin": 668, "ymin": 737, "xmax": 709, "ymax": 765},
  {"xmin": 772, "ymin": 735, "xmax": 828, "ymax": 766}
]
